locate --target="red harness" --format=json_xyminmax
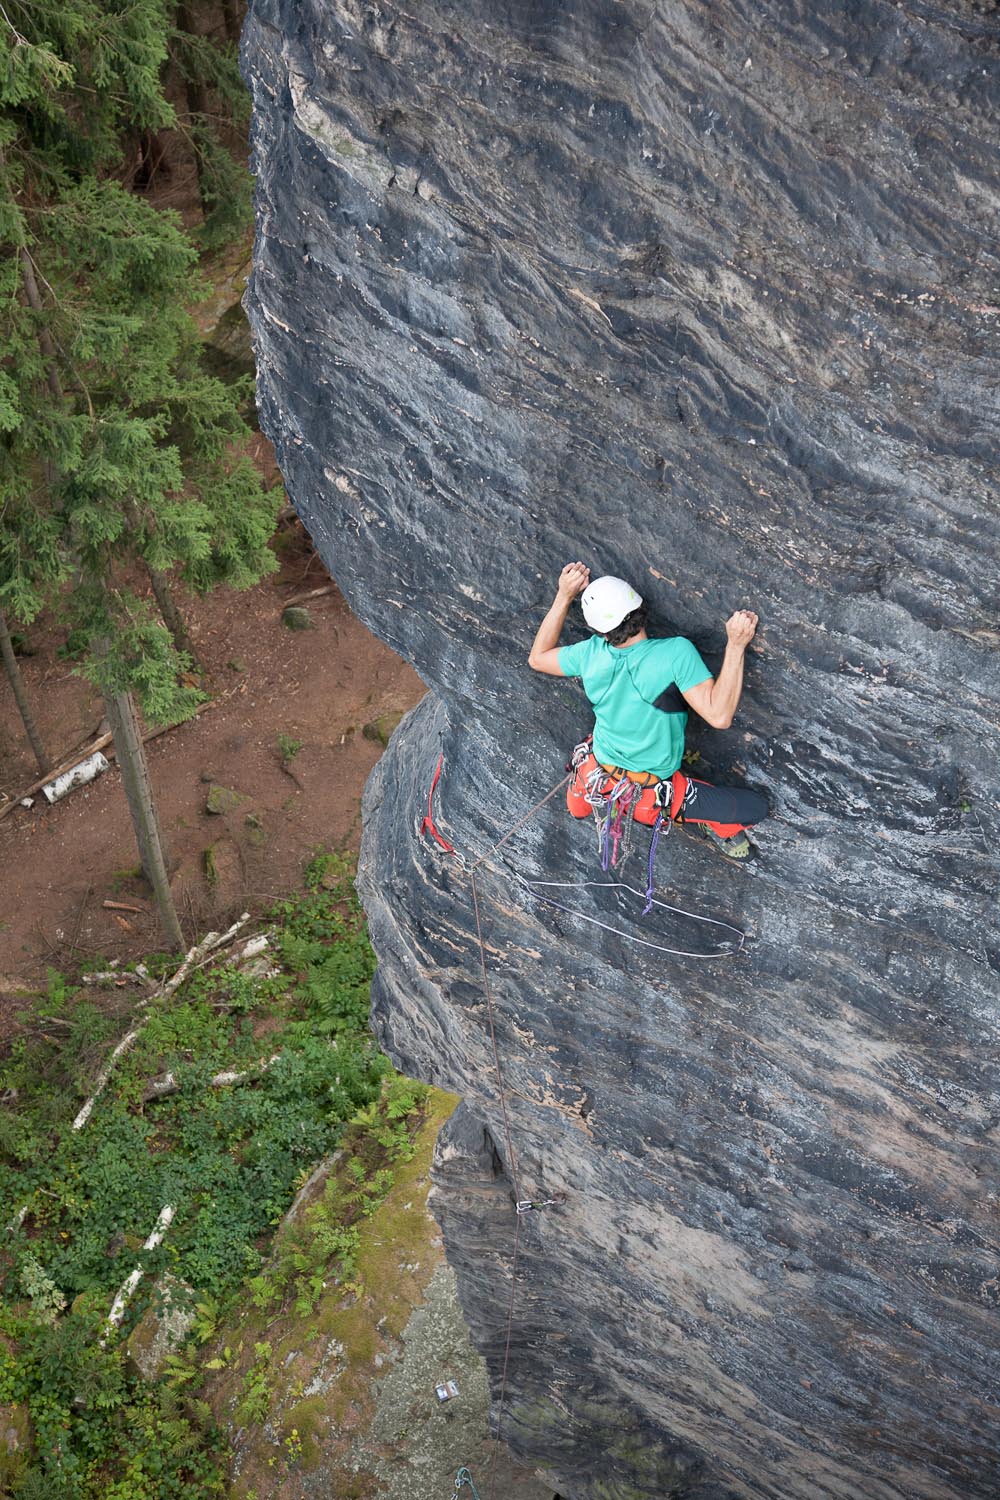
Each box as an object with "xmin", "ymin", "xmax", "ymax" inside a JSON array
[{"xmin": 566, "ymin": 751, "xmax": 682, "ymax": 824}]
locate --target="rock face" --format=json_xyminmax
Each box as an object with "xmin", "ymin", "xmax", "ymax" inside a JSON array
[
  {"xmin": 242, "ymin": 3, "xmax": 1000, "ymax": 1497},
  {"xmin": 126, "ymin": 1275, "xmax": 196, "ymax": 1381}
]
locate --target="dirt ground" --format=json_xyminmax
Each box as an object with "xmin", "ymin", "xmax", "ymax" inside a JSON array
[{"xmin": 0, "ymin": 503, "xmax": 425, "ymax": 1037}]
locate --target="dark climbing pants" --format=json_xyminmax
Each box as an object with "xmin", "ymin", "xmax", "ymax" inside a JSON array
[
  {"xmin": 677, "ymin": 775, "xmax": 769, "ymax": 836},
  {"xmin": 594, "ymin": 759, "xmax": 768, "ymax": 838}
]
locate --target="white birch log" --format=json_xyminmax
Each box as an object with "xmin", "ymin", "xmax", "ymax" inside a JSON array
[
  {"xmin": 141, "ymin": 1053, "xmax": 281, "ymax": 1103},
  {"xmin": 238, "ymin": 934, "xmax": 270, "ymax": 961},
  {"xmin": 72, "ymin": 1025, "xmax": 147, "ymax": 1131},
  {"xmin": 101, "ymin": 1205, "xmax": 175, "ymax": 1343},
  {"xmin": 81, "ymin": 963, "xmax": 152, "ymax": 987},
  {"xmin": 160, "ymin": 912, "xmax": 251, "ymax": 998},
  {"xmin": 72, "ymin": 916, "xmax": 252, "ymax": 1130}
]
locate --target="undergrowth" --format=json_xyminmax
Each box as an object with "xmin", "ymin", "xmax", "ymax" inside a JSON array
[{"xmin": 0, "ymin": 850, "xmax": 429, "ymax": 1499}]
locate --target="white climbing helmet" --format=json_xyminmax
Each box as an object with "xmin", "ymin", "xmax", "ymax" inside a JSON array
[{"xmin": 581, "ymin": 576, "xmax": 643, "ymax": 632}]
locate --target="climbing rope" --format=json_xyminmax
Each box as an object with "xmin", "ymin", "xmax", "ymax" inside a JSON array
[
  {"xmin": 469, "ymin": 868, "xmax": 522, "ymax": 1203},
  {"xmin": 471, "ymin": 862, "xmax": 529, "ymax": 1500},
  {"xmin": 468, "ymin": 774, "xmax": 572, "ymax": 873},
  {"xmin": 421, "ymin": 753, "xmax": 744, "ymax": 1499},
  {"xmin": 642, "ymin": 812, "xmax": 664, "ymax": 916},
  {"xmin": 519, "ymin": 876, "xmax": 745, "ymax": 959},
  {"xmin": 451, "ymin": 1466, "xmax": 483, "ymax": 1499},
  {"xmin": 487, "ymin": 1206, "xmax": 523, "ymax": 1500},
  {"xmin": 465, "ymin": 770, "xmax": 574, "ymax": 1500}
]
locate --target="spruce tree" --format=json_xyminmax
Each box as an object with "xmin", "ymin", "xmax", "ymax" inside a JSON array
[
  {"xmin": 0, "ymin": 4, "xmax": 277, "ymax": 947},
  {"xmin": 171, "ymin": 0, "xmax": 252, "ymax": 248}
]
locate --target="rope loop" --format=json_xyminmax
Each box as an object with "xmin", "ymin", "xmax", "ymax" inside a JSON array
[
  {"xmin": 420, "ymin": 752, "xmax": 457, "ymax": 854},
  {"xmin": 452, "ymin": 1466, "xmax": 483, "ymax": 1500}
]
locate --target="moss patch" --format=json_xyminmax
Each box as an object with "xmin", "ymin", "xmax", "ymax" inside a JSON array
[
  {"xmin": 0, "ymin": 1401, "xmax": 32, "ymax": 1490},
  {"xmin": 207, "ymin": 1087, "xmax": 458, "ymax": 1498}
]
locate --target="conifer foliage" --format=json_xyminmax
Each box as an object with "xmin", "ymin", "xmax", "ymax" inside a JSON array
[{"xmin": 0, "ymin": 1, "xmax": 277, "ymax": 945}]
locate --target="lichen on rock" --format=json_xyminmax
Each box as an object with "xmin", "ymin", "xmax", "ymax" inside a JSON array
[
  {"xmin": 126, "ymin": 1274, "xmax": 197, "ymax": 1382},
  {"xmin": 242, "ymin": 2, "xmax": 1000, "ymax": 1496}
]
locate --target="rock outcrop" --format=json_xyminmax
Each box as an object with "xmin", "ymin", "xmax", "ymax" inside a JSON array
[{"xmin": 242, "ymin": 3, "xmax": 1000, "ymax": 1496}]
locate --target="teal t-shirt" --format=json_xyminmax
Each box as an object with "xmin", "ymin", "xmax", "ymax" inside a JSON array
[{"xmin": 558, "ymin": 635, "xmax": 711, "ymax": 777}]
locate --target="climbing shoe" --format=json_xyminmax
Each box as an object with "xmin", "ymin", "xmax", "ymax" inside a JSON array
[{"xmin": 698, "ymin": 826, "xmax": 753, "ymax": 861}]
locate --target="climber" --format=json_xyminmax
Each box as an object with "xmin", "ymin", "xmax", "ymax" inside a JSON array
[{"xmin": 528, "ymin": 563, "xmax": 768, "ymax": 859}]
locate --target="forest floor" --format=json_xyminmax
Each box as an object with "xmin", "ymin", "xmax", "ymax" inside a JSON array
[{"xmin": 0, "ymin": 500, "xmax": 425, "ymax": 1042}]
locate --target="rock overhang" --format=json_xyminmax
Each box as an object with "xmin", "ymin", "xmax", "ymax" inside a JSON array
[{"xmin": 242, "ymin": 2, "xmax": 1000, "ymax": 1495}]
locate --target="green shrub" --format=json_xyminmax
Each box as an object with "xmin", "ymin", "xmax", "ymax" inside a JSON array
[{"xmin": 0, "ymin": 850, "xmax": 429, "ymax": 1497}]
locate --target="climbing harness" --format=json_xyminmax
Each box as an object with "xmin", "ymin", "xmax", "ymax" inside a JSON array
[
  {"xmin": 568, "ymin": 739, "xmax": 749, "ymax": 841},
  {"xmin": 451, "ymin": 1467, "xmax": 483, "ymax": 1499}
]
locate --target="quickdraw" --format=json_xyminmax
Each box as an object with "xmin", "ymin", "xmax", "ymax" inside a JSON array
[
  {"xmin": 420, "ymin": 752, "xmax": 457, "ymax": 854},
  {"xmin": 515, "ymin": 1195, "xmax": 563, "ymax": 1214}
]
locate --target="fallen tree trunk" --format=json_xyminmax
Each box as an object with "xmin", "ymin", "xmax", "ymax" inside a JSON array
[
  {"xmin": 141, "ymin": 1052, "xmax": 281, "ymax": 1103},
  {"xmin": 72, "ymin": 915, "xmax": 253, "ymax": 1130},
  {"xmin": 101, "ymin": 1205, "xmax": 175, "ymax": 1343},
  {"xmin": 81, "ymin": 964, "xmax": 152, "ymax": 988},
  {"xmin": 280, "ymin": 583, "xmax": 337, "ymax": 608},
  {"xmin": 0, "ymin": 700, "xmax": 214, "ymax": 824},
  {"xmin": 6, "ymin": 924, "xmax": 271, "ymax": 1234}
]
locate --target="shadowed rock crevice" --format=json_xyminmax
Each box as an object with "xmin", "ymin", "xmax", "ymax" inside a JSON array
[{"xmin": 242, "ymin": 2, "xmax": 1000, "ymax": 1495}]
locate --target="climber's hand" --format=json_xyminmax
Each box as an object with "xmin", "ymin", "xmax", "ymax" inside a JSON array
[
  {"xmin": 726, "ymin": 609, "xmax": 758, "ymax": 647},
  {"xmin": 557, "ymin": 561, "xmax": 590, "ymax": 601}
]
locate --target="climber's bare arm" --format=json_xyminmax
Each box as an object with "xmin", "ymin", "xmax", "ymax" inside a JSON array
[
  {"xmin": 528, "ymin": 562, "xmax": 591, "ymax": 675},
  {"xmin": 682, "ymin": 610, "xmax": 758, "ymax": 729}
]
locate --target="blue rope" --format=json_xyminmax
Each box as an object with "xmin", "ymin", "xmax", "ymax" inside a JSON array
[
  {"xmin": 643, "ymin": 812, "xmax": 664, "ymax": 915},
  {"xmin": 600, "ymin": 805, "xmax": 612, "ymax": 871}
]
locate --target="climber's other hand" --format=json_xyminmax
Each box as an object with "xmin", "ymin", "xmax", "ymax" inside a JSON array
[
  {"xmin": 726, "ymin": 609, "xmax": 758, "ymax": 646},
  {"xmin": 558, "ymin": 561, "xmax": 590, "ymax": 600}
]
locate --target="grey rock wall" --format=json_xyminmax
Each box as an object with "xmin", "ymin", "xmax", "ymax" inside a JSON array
[{"xmin": 242, "ymin": 2, "xmax": 1000, "ymax": 1496}]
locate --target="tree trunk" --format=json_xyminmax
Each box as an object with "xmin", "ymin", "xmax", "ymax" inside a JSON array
[
  {"xmin": 124, "ymin": 129, "xmax": 173, "ymax": 193},
  {"xmin": 175, "ymin": 0, "xmax": 211, "ymax": 213},
  {"xmin": 102, "ymin": 682, "xmax": 184, "ymax": 952},
  {"xmin": 19, "ymin": 250, "xmax": 63, "ymax": 401},
  {"xmin": 146, "ymin": 563, "xmax": 202, "ymax": 672},
  {"xmin": 0, "ymin": 607, "xmax": 50, "ymax": 775},
  {"xmin": 175, "ymin": 0, "xmax": 208, "ymax": 117},
  {"xmin": 221, "ymin": 0, "xmax": 242, "ymax": 44}
]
